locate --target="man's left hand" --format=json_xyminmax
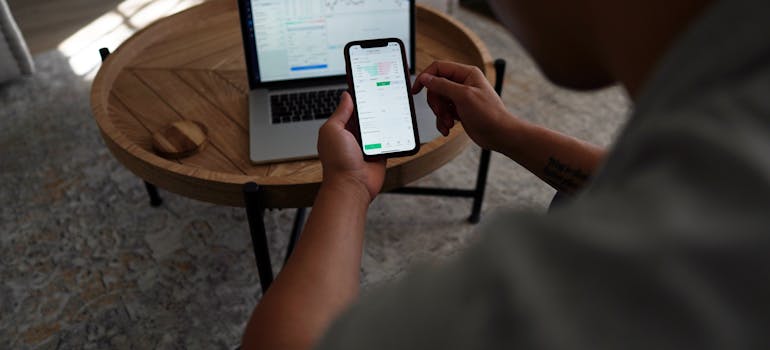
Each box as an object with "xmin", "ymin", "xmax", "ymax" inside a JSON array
[{"xmin": 317, "ymin": 91, "xmax": 386, "ymax": 202}]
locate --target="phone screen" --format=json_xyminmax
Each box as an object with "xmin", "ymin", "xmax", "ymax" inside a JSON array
[{"xmin": 348, "ymin": 42, "xmax": 417, "ymax": 156}]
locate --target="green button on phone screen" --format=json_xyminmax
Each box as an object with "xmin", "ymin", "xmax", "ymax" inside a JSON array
[
  {"xmin": 364, "ymin": 143, "xmax": 382, "ymax": 150},
  {"xmin": 376, "ymin": 81, "xmax": 390, "ymax": 86}
]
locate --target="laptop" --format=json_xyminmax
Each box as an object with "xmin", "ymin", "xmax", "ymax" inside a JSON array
[{"xmin": 237, "ymin": 0, "xmax": 441, "ymax": 164}]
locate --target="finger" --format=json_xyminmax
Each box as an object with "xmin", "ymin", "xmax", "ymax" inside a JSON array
[
  {"xmin": 431, "ymin": 104, "xmax": 446, "ymax": 135},
  {"xmin": 438, "ymin": 113, "xmax": 452, "ymax": 128},
  {"xmin": 440, "ymin": 114, "xmax": 452, "ymax": 128},
  {"xmin": 426, "ymin": 91, "xmax": 444, "ymax": 117},
  {"xmin": 427, "ymin": 92, "xmax": 451, "ymax": 134},
  {"xmin": 412, "ymin": 60, "xmax": 476, "ymax": 93},
  {"xmin": 448, "ymin": 106, "xmax": 460, "ymax": 121},
  {"xmin": 436, "ymin": 117, "xmax": 448, "ymax": 136},
  {"xmin": 328, "ymin": 91, "xmax": 354, "ymax": 128},
  {"xmin": 416, "ymin": 73, "xmax": 467, "ymax": 101},
  {"xmin": 434, "ymin": 93, "xmax": 461, "ymax": 123},
  {"xmin": 435, "ymin": 110, "xmax": 453, "ymax": 136},
  {"xmin": 438, "ymin": 95, "xmax": 457, "ymax": 116},
  {"xmin": 412, "ymin": 60, "xmax": 477, "ymax": 93}
]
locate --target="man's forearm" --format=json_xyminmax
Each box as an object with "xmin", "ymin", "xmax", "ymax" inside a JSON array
[
  {"xmin": 495, "ymin": 117, "xmax": 606, "ymax": 194},
  {"xmin": 241, "ymin": 176, "xmax": 371, "ymax": 350}
]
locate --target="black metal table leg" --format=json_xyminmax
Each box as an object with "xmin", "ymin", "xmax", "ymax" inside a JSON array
[
  {"xmin": 468, "ymin": 148, "xmax": 491, "ymax": 223},
  {"xmin": 284, "ymin": 208, "xmax": 307, "ymax": 264},
  {"xmin": 243, "ymin": 182, "xmax": 274, "ymax": 292},
  {"xmin": 144, "ymin": 181, "xmax": 163, "ymax": 207},
  {"xmin": 99, "ymin": 47, "xmax": 111, "ymax": 61}
]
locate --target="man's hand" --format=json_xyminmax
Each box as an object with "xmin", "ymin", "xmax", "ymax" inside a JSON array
[
  {"xmin": 413, "ymin": 60, "xmax": 606, "ymax": 195},
  {"xmin": 412, "ymin": 61, "xmax": 515, "ymax": 151},
  {"xmin": 318, "ymin": 91, "xmax": 386, "ymax": 201}
]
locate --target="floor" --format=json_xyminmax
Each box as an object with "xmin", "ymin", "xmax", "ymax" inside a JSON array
[
  {"xmin": 8, "ymin": 0, "xmax": 125, "ymax": 54},
  {"xmin": 1, "ymin": 1, "xmax": 631, "ymax": 349}
]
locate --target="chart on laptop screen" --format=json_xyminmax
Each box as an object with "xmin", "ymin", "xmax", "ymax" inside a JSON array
[{"xmin": 249, "ymin": 0, "xmax": 411, "ymax": 82}]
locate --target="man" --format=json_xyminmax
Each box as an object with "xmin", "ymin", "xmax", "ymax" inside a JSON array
[{"xmin": 243, "ymin": 0, "xmax": 770, "ymax": 348}]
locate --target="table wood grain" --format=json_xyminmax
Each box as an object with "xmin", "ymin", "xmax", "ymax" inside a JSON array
[{"xmin": 91, "ymin": 0, "xmax": 493, "ymax": 208}]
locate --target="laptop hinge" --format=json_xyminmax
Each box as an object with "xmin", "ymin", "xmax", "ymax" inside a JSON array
[{"xmin": 254, "ymin": 76, "xmax": 347, "ymax": 91}]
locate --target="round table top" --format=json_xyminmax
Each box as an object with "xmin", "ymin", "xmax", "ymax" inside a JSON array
[{"xmin": 91, "ymin": 0, "xmax": 494, "ymax": 208}]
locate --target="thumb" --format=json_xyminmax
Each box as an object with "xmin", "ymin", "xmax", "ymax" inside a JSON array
[
  {"xmin": 418, "ymin": 73, "xmax": 465, "ymax": 101},
  {"xmin": 329, "ymin": 91, "xmax": 354, "ymax": 126}
]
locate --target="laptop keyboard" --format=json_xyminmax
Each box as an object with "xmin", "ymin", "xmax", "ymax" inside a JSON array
[{"xmin": 270, "ymin": 88, "xmax": 347, "ymax": 124}]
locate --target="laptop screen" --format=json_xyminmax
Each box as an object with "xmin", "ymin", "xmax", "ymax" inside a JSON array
[{"xmin": 245, "ymin": 0, "xmax": 412, "ymax": 84}]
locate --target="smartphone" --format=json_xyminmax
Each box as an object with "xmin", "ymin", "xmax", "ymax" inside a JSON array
[{"xmin": 344, "ymin": 38, "xmax": 420, "ymax": 160}]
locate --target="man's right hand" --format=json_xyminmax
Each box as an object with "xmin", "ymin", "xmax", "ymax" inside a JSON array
[{"xmin": 412, "ymin": 61, "xmax": 515, "ymax": 151}]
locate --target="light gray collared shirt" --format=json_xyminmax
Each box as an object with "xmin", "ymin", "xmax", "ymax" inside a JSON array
[{"xmin": 317, "ymin": 0, "xmax": 770, "ymax": 348}]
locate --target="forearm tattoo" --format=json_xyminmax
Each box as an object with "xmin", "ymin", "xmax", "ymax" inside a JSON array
[{"xmin": 542, "ymin": 157, "xmax": 590, "ymax": 193}]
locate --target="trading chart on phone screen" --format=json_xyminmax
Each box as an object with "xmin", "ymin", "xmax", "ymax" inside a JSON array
[
  {"xmin": 250, "ymin": 0, "xmax": 411, "ymax": 82},
  {"xmin": 350, "ymin": 42, "xmax": 415, "ymax": 155}
]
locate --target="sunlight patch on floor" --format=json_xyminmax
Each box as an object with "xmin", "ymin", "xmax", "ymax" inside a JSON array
[{"xmin": 57, "ymin": 0, "xmax": 205, "ymax": 80}]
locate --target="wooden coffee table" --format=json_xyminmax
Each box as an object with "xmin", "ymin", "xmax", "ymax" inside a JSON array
[{"xmin": 91, "ymin": 0, "xmax": 496, "ymax": 291}]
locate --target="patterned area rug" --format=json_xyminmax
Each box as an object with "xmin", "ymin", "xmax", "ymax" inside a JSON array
[{"xmin": 0, "ymin": 8, "xmax": 629, "ymax": 349}]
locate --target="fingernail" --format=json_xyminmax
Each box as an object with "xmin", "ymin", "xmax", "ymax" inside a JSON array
[{"xmin": 420, "ymin": 73, "xmax": 434, "ymax": 85}]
